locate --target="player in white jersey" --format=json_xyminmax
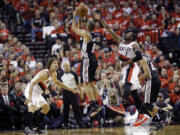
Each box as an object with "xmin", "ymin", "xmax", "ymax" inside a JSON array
[
  {"xmin": 23, "ymin": 57, "xmax": 77, "ymax": 134},
  {"xmin": 93, "ymin": 12, "xmax": 150, "ymax": 125}
]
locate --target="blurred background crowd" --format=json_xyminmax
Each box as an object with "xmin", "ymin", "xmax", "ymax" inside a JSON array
[{"xmin": 0, "ymin": 0, "xmax": 180, "ymax": 130}]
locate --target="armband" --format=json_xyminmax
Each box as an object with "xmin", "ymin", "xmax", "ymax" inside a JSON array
[{"xmin": 132, "ymin": 51, "xmax": 142, "ymax": 62}]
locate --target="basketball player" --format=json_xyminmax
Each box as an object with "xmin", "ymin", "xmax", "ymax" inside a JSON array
[
  {"xmin": 72, "ymin": 10, "xmax": 102, "ymax": 117},
  {"xmin": 93, "ymin": 12, "xmax": 149, "ymax": 125},
  {"xmin": 136, "ymin": 54, "xmax": 162, "ymax": 127},
  {"xmin": 23, "ymin": 57, "xmax": 77, "ymax": 134}
]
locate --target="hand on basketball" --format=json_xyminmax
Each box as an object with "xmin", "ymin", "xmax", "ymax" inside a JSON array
[
  {"xmin": 92, "ymin": 12, "xmax": 101, "ymax": 20},
  {"xmin": 24, "ymin": 98, "xmax": 32, "ymax": 105}
]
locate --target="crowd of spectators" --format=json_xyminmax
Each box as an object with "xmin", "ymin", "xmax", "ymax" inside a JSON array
[{"xmin": 0, "ymin": 0, "xmax": 180, "ymax": 131}]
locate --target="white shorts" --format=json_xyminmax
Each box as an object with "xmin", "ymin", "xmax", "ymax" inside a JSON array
[
  {"xmin": 120, "ymin": 63, "xmax": 141, "ymax": 90},
  {"xmin": 25, "ymin": 83, "xmax": 47, "ymax": 110}
]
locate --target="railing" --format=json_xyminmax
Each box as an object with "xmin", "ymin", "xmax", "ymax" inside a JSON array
[{"xmin": 136, "ymin": 28, "xmax": 179, "ymax": 44}]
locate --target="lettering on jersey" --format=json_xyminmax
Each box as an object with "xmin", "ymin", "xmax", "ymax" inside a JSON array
[{"xmin": 119, "ymin": 46, "xmax": 132, "ymax": 52}]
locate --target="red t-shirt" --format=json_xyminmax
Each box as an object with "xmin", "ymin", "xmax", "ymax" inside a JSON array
[{"xmin": 0, "ymin": 29, "xmax": 9, "ymax": 40}]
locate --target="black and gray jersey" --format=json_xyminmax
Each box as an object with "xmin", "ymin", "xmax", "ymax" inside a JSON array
[{"xmin": 81, "ymin": 32, "xmax": 96, "ymax": 58}]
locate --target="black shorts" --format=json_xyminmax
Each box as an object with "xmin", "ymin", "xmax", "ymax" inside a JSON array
[
  {"xmin": 144, "ymin": 71, "xmax": 161, "ymax": 111},
  {"xmin": 80, "ymin": 54, "xmax": 98, "ymax": 83}
]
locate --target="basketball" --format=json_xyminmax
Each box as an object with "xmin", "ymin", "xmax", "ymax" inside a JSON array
[{"xmin": 77, "ymin": 2, "xmax": 88, "ymax": 17}]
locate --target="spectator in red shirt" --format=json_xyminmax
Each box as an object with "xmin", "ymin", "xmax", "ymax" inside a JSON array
[
  {"xmin": 169, "ymin": 75, "xmax": 179, "ymax": 92},
  {"xmin": 149, "ymin": 14, "xmax": 162, "ymax": 29},
  {"xmin": 164, "ymin": 59, "xmax": 174, "ymax": 79},
  {"xmin": 22, "ymin": 5, "xmax": 35, "ymax": 30},
  {"xmin": 0, "ymin": 23, "xmax": 9, "ymax": 42},
  {"xmin": 160, "ymin": 68, "xmax": 171, "ymax": 88},
  {"xmin": 31, "ymin": 10, "xmax": 46, "ymax": 42},
  {"xmin": 170, "ymin": 85, "xmax": 180, "ymax": 105}
]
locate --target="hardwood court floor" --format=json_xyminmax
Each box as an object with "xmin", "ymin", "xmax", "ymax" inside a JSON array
[{"xmin": 0, "ymin": 125, "xmax": 180, "ymax": 135}]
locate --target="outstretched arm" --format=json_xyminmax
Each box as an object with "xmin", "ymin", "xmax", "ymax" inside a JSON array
[
  {"xmin": 72, "ymin": 10, "xmax": 90, "ymax": 42},
  {"xmin": 92, "ymin": 12, "xmax": 122, "ymax": 44},
  {"xmin": 53, "ymin": 72, "xmax": 78, "ymax": 93}
]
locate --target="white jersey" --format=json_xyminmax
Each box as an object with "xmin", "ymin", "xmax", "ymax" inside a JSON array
[
  {"xmin": 25, "ymin": 69, "xmax": 53, "ymax": 109},
  {"xmin": 119, "ymin": 41, "xmax": 141, "ymax": 90},
  {"xmin": 33, "ymin": 69, "xmax": 53, "ymax": 90},
  {"xmin": 118, "ymin": 41, "xmax": 137, "ymax": 61}
]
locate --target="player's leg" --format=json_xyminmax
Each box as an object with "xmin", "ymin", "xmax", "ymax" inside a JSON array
[
  {"xmin": 146, "ymin": 78, "xmax": 161, "ymax": 117},
  {"xmin": 126, "ymin": 65, "xmax": 149, "ymax": 126},
  {"xmin": 23, "ymin": 106, "xmax": 38, "ymax": 134},
  {"xmin": 131, "ymin": 89, "xmax": 150, "ymax": 127},
  {"xmin": 33, "ymin": 96, "xmax": 50, "ymax": 133},
  {"xmin": 89, "ymin": 82, "xmax": 102, "ymax": 117},
  {"xmin": 84, "ymin": 82, "xmax": 96, "ymax": 101},
  {"xmin": 81, "ymin": 58, "xmax": 95, "ymax": 101},
  {"xmin": 88, "ymin": 57, "xmax": 102, "ymax": 117},
  {"xmin": 122, "ymin": 82, "xmax": 132, "ymax": 108},
  {"xmin": 23, "ymin": 85, "xmax": 38, "ymax": 134},
  {"xmin": 122, "ymin": 64, "xmax": 136, "ymax": 108}
]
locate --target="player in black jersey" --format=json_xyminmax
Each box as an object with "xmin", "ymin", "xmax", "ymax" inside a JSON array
[
  {"xmin": 138, "ymin": 54, "xmax": 171, "ymax": 129},
  {"xmin": 72, "ymin": 10, "xmax": 102, "ymax": 117},
  {"xmin": 139, "ymin": 55, "xmax": 161, "ymax": 115}
]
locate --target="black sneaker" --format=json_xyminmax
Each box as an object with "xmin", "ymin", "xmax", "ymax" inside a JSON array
[
  {"xmin": 23, "ymin": 127, "xmax": 37, "ymax": 134},
  {"xmin": 61, "ymin": 123, "xmax": 70, "ymax": 129},
  {"xmin": 150, "ymin": 121, "xmax": 164, "ymax": 131},
  {"xmin": 78, "ymin": 123, "xmax": 86, "ymax": 129}
]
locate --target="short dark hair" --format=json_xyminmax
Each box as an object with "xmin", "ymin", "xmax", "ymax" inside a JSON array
[
  {"xmin": 87, "ymin": 19, "xmax": 95, "ymax": 31},
  {"xmin": 125, "ymin": 30, "xmax": 137, "ymax": 41},
  {"xmin": 47, "ymin": 57, "xmax": 58, "ymax": 69}
]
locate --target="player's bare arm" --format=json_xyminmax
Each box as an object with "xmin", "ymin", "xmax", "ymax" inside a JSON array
[
  {"xmin": 25, "ymin": 70, "xmax": 49, "ymax": 105},
  {"xmin": 92, "ymin": 12, "xmax": 122, "ymax": 44},
  {"xmin": 162, "ymin": 104, "xmax": 173, "ymax": 111},
  {"xmin": 139, "ymin": 57, "xmax": 151, "ymax": 82},
  {"xmin": 78, "ymin": 16, "xmax": 82, "ymax": 29},
  {"xmin": 52, "ymin": 72, "xmax": 78, "ymax": 94},
  {"xmin": 72, "ymin": 10, "xmax": 91, "ymax": 43}
]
